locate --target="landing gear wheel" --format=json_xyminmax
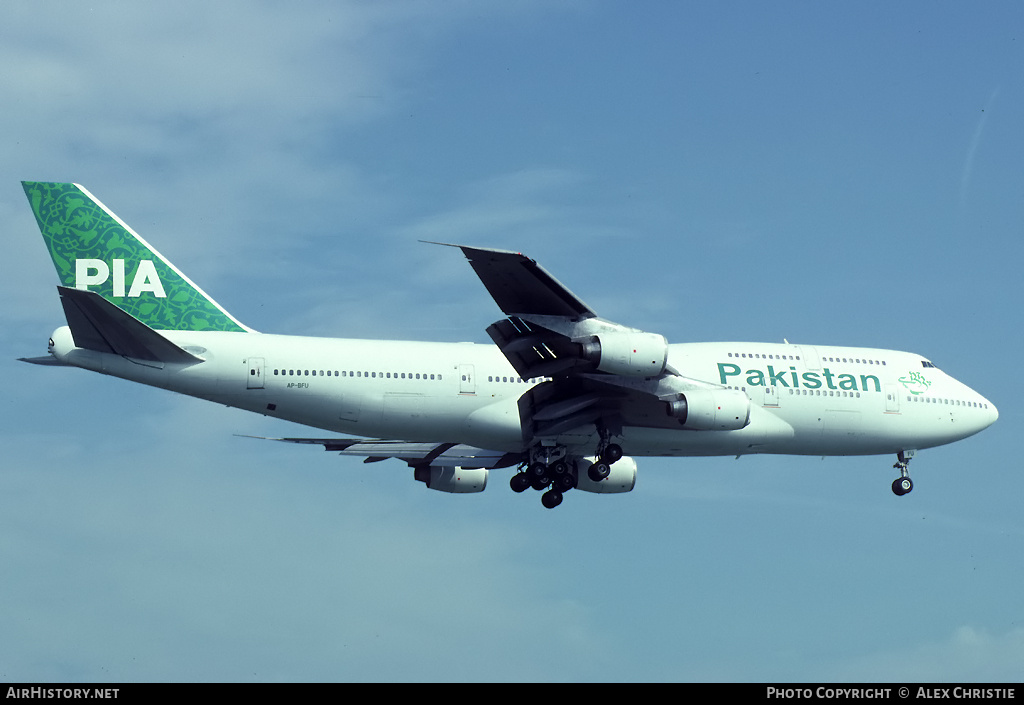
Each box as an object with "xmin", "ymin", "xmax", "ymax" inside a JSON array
[
  {"xmin": 510, "ymin": 472, "xmax": 532, "ymax": 493},
  {"xmin": 528, "ymin": 462, "xmax": 551, "ymax": 487},
  {"xmin": 601, "ymin": 443, "xmax": 623, "ymax": 464},
  {"xmin": 588, "ymin": 461, "xmax": 611, "ymax": 482},
  {"xmin": 891, "ymin": 451, "xmax": 915, "ymax": 497},
  {"xmin": 531, "ymin": 476, "xmax": 551, "ymax": 492},
  {"xmin": 541, "ymin": 490, "xmax": 563, "ymax": 509},
  {"xmin": 555, "ymin": 473, "xmax": 576, "ymax": 493},
  {"xmin": 892, "ymin": 477, "xmax": 914, "ymax": 496}
]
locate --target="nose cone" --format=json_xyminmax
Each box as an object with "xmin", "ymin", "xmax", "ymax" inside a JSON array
[
  {"xmin": 963, "ymin": 392, "xmax": 998, "ymax": 440},
  {"xmin": 984, "ymin": 398, "xmax": 999, "ymax": 428}
]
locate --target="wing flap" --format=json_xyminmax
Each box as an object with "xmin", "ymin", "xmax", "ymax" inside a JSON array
[
  {"xmin": 244, "ymin": 436, "xmax": 523, "ymax": 469},
  {"xmin": 485, "ymin": 316, "xmax": 582, "ymax": 380}
]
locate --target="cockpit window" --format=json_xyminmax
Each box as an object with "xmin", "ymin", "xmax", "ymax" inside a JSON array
[{"xmin": 921, "ymin": 360, "xmax": 938, "ymax": 369}]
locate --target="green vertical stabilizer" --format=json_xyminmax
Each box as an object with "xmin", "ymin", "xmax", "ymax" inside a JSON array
[{"xmin": 22, "ymin": 181, "xmax": 248, "ymax": 333}]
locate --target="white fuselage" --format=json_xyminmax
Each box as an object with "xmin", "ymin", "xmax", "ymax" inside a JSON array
[{"xmin": 49, "ymin": 326, "xmax": 998, "ymax": 460}]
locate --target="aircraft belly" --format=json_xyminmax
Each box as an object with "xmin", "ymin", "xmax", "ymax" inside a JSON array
[
  {"xmin": 463, "ymin": 398, "xmax": 525, "ymax": 451},
  {"xmin": 376, "ymin": 392, "xmax": 459, "ymax": 441},
  {"xmin": 569, "ymin": 405, "xmax": 794, "ymax": 458},
  {"xmin": 602, "ymin": 405, "xmax": 921, "ymax": 458}
]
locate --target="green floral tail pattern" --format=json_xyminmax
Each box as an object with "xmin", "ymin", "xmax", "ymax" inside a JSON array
[{"xmin": 23, "ymin": 182, "xmax": 247, "ymax": 333}]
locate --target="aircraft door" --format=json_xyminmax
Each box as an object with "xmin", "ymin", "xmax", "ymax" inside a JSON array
[
  {"xmin": 885, "ymin": 384, "xmax": 900, "ymax": 413},
  {"xmin": 247, "ymin": 357, "xmax": 265, "ymax": 389},
  {"xmin": 459, "ymin": 364, "xmax": 476, "ymax": 394}
]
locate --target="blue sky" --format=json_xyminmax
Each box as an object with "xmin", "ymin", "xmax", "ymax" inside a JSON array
[{"xmin": 1, "ymin": 1, "xmax": 1022, "ymax": 682}]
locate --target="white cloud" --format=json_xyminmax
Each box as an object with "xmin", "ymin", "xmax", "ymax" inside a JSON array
[{"xmin": 827, "ymin": 625, "xmax": 1024, "ymax": 682}]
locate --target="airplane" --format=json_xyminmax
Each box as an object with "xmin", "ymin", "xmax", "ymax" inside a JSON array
[{"xmin": 18, "ymin": 181, "xmax": 998, "ymax": 509}]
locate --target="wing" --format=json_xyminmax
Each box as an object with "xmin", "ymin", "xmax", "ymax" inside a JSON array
[
  {"xmin": 453, "ymin": 244, "xmax": 596, "ymax": 319},
  {"xmin": 242, "ymin": 436, "xmax": 523, "ymax": 469},
  {"xmin": 445, "ymin": 244, "xmax": 751, "ymax": 440}
]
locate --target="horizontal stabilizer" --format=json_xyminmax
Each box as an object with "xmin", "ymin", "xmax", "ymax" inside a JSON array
[
  {"xmin": 18, "ymin": 356, "xmax": 71, "ymax": 366},
  {"xmin": 58, "ymin": 286, "xmax": 202, "ymax": 364}
]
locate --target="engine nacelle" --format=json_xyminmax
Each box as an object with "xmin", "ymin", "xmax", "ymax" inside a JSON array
[
  {"xmin": 665, "ymin": 388, "xmax": 750, "ymax": 431},
  {"xmin": 578, "ymin": 331, "xmax": 668, "ymax": 377},
  {"xmin": 414, "ymin": 466, "xmax": 488, "ymax": 493},
  {"xmin": 574, "ymin": 456, "xmax": 637, "ymax": 494}
]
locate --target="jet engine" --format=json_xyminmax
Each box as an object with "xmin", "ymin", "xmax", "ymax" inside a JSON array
[
  {"xmin": 414, "ymin": 466, "xmax": 488, "ymax": 493},
  {"xmin": 578, "ymin": 331, "xmax": 668, "ymax": 377},
  {"xmin": 574, "ymin": 456, "xmax": 637, "ymax": 494},
  {"xmin": 664, "ymin": 388, "xmax": 750, "ymax": 431}
]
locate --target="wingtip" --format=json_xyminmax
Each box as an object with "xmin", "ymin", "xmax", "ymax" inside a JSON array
[{"xmin": 421, "ymin": 240, "xmax": 526, "ymax": 255}]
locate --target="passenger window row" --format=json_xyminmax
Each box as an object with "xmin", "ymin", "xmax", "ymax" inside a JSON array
[
  {"xmin": 726, "ymin": 385, "xmax": 863, "ymax": 398},
  {"xmin": 273, "ymin": 369, "xmax": 442, "ymax": 381},
  {"xmin": 822, "ymin": 356, "xmax": 887, "ymax": 366},
  {"xmin": 908, "ymin": 395, "xmax": 989, "ymax": 409},
  {"xmin": 725, "ymin": 351, "xmax": 889, "ymax": 366},
  {"xmin": 727, "ymin": 352, "xmax": 801, "ymax": 361},
  {"xmin": 487, "ymin": 375, "xmax": 542, "ymax": 384},
  {"xmin": 788, "ymin": 389, "xmax": 862, "ymax": 398}
]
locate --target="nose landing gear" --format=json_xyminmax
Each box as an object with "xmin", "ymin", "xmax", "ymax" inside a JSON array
[{"xmin": 891, "ymin": 450, "xmax": 915, "ymax": 496}]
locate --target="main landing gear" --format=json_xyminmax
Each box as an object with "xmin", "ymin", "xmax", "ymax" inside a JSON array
[
  {"xmin": 587, "ymin": 425, "xmax": 623, "ymax": 484},
  {"xmin": 509, "ymin": 442, "xmax": 625, "ymax": 509},
  {"xmin": 891, "ymin": 450, "xmax": 915, "ymax": 496},
  {"xmin": 587, "ymin": 441, "xmax": 623, "ymax": 483}
]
